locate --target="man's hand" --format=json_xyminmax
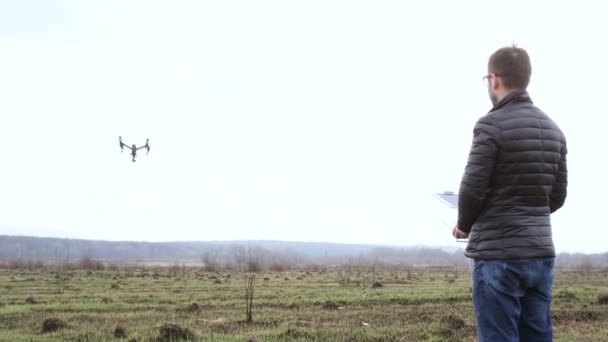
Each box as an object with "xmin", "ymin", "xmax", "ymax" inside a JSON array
[{"xmin": 452, "ymin": 225, "xmax": 468, "ymax": 239}]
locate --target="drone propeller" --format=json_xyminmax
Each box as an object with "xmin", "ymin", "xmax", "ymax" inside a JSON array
[
  {"xmin": 119, "ymin": 136, "xmax": 123, "ymax": 153},
  {"xmin": 145, "ymin": 138, "xmax": 150, "ymax": 155}
]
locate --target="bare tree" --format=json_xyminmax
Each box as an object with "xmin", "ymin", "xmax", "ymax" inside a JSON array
[
  {"xmin": 580, "ymin": 256, "xmax": 593, "ymax": 275},
  {"xmin": 245, "ymin": 272, "xmax": 255, "ymax": 323},
  {"xmin": 54, "ymin": 248, "xmax": 69, "ymax": 294},
  {"xmin": 230, "ymin": 244, "xmax": 247, "ymax": 269},
  {"xmin": 201, "ymin": 248, "xmax": 220, "ymax": 272},
  {"xmin": 244, "ymin": 243, "xmax": 260, "ymax": 323}
]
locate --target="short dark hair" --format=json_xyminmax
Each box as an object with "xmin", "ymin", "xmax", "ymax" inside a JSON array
[{"xmin": 488, "ymin": 46, "xmax": 532, "ymax": 90}]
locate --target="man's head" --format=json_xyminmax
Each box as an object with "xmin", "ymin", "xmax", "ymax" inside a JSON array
[{"xmin": 485, "ymin": 46, "xmax": 532, "ymax": 106}]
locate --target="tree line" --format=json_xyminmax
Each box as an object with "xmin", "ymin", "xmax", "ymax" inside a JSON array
[{"xmin": 1, "ymin": 235, "xmax": 606, "ymax": 267}]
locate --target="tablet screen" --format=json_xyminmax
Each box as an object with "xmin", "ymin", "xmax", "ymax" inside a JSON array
[{"xmin": 434, "ymin": 191, "xmax": 458, "ymax": 209}]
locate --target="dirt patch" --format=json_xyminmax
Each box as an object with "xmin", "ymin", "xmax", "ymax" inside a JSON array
[
  {"xmin": 158, "ymin": 323, "xmax": 197, "ymax": 341},
  {"xmin": 322, "ymin": 301, "xmax": 340, "ymax": 310},
  {"xmin": 440, "ymin": 314, "xmax": 466, "ymax": 330},
  {"xmin": 25, "ymin": 296, "xmax": 38, "ymax": 304},
  {"xmin": 199, "ymin": 318, "xmax": 279, "ymax": 334},
  {"xmin": 42, "ymin": 317, "xmax": 67, "ymax": 333},
  {"xmin": 203, "ymin": 319, "xmax": 238, "ymax": 334},
  {"xmin": 291, "ymin": 320, "xmax": 313, "ymax": 327},
  {"xmin": 437, "ymin": 314, "xmax": 469, "ymax": 339},
  {"xmin": 114, "ymin": 325, "xmax": 127, "ymax": 338},
  {"xmin": 181, "ymin": 303, "xmax": 202, "ymax": 314},
  {"xmin": 279, "ymin": 327, "xmax": 312, "ymax": 340},
  {"xmin": 286, "ymin": 303, "xmax": 299, "ymax": 310},
  {"xmin": 575, "ymin": 311, "xmax": 600, "ymax": 322},
  {"xmin": 556, "ymin": 290, "xmax": 577, "ymax": 301},
  {"xmin": 552, "ymin": 310, "xmax": 602, "ymax": 323}
]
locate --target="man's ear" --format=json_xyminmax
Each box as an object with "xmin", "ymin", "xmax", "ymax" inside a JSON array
[{"xmin": 491, "ymin": 74, "xmax": 502, "ymax": 92}]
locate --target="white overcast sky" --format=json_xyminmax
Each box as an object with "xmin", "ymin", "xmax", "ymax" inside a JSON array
[{"xmin": 0, "ymin": 1, "xmax": 605, "ymax": 253}]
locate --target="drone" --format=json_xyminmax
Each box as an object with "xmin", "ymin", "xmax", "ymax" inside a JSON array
[{"xmin": 119, "ymin": 136, "xmax": 150, "ymax": 162}]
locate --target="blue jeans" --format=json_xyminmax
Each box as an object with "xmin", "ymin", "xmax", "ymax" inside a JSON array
[{"xmin": 472, "ymin": 258, "xmax": 554, "ymax": 342}]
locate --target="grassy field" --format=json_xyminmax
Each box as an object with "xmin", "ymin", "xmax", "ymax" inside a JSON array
[{"xmin": 0, "ymin": 265, "xmax": 607, "ymax": 341}]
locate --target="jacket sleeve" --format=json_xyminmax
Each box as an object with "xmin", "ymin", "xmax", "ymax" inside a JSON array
[
  {"xmin": 457, "ymin": 115, "xmax": 500, "ymax": 233},
  {"xmin": 550, "ymin": 142, "xmax": 568, "ymax": 213}
]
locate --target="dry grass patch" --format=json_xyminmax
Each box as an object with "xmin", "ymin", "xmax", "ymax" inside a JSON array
[{"xmin": 158, "ymin": 323, "xmax": 197, "ymax": 341}]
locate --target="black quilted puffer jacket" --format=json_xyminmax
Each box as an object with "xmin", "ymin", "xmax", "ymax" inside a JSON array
[{"xmin": 457, "ymin": 91, "xmax": 568, "ymax": 260}]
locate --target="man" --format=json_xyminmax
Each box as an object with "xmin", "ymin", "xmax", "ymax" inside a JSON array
[{"xmin": 453, "ymin": 46, "xmax": 568, "ymax": 341}]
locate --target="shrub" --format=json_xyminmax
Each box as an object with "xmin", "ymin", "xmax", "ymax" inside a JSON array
[
  {"xmin": 78, "ymin": 256, "xmax": 105, "ymax": 271},
  {"xmin": 269, "ymin": 264, "xmax": 288, "ymax": 272},
  {"xmin": 167, "ymin": 264, "xmax": 182, "ymax": 277}
]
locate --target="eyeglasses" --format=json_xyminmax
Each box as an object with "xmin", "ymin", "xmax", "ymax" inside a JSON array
[{"xmin": 482, "ymin": 73, "xmax": 500, "ymax": 87}]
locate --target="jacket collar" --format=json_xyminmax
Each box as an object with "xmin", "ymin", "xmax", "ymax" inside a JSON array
[{"xmin": 491, "ymin": 90, "xmax": 533, "ymax": 112}]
